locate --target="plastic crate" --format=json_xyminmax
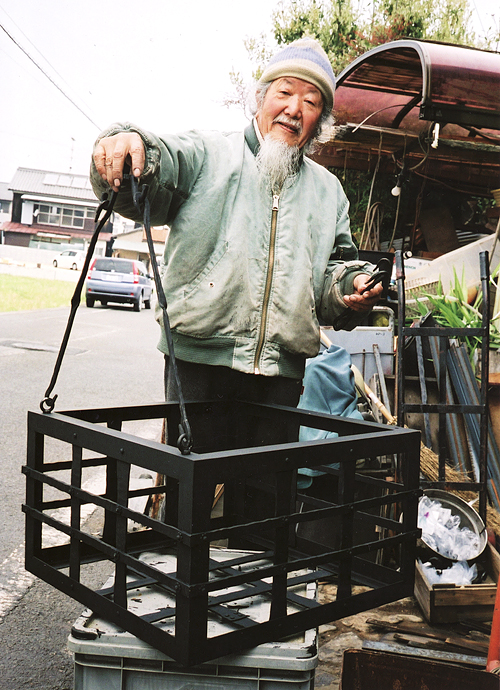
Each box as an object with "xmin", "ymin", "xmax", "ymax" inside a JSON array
[
  {"xmin": 322, "ymin": 306, "xmax": 395, "ymax": 384},
  {"xmin": 69, "ymin": 549, "xmax": 317, "ymax": 690}
]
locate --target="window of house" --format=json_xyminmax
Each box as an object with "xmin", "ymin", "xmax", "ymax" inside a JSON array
[{"xmin": 36, "ymin": 203, "xmax": 94, "ymax": 228}]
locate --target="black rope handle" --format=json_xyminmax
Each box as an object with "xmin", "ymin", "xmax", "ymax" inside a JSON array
[
  {"xmin": 40, "ymin": 179, "xmax": 193, "ymax": 455},
  {"xmin": 40, "ymin": 191, "xmax": 117, "ymax": 413},
  {"xmin": 129, "ymin": 175, "xmax": 193, "ymax": 454}
]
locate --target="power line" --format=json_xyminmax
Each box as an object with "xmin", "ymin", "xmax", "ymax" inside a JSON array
[
  {"xmin": 0, "ymin": 21, "xmax": 101, "ymax": 131},
  {"xmin": 470, "ymin": 0, "xmax": 486, "ymax": 34},
  {"xmin": 0, "ymin": 2, "xmax": 93, "ymax": 109}
]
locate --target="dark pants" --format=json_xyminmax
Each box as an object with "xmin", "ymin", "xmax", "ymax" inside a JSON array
[
  {"xmin": 163, "ymin": 358, "xmax": 302, "ymax": 542},
  {"xmin": 164, "ymin": 357, "xmax": 302, "ymax": 451}
]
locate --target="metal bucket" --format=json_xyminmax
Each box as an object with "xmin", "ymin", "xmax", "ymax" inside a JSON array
[{"xmin": 418, "ymin": 488, "xmax": 487, "ymax": 564}]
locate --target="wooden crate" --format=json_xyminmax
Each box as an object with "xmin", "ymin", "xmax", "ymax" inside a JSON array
[
  {"xmin": 340, "ymin": 649, "xmax": 499, "ymax": 690},
  {"xmin": 414, "ymin": 543, "xmax": 500, "ymax": 624}
]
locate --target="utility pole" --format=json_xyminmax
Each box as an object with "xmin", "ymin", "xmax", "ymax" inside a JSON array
[{"xmin": 69, "ymin": 137, "xmax": 75, "ymax": 173}]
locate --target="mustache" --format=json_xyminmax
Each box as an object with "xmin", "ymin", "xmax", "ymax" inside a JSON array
[{"xmin": 273, "ymin": 114, "xmax": 303, "ymax": 135}]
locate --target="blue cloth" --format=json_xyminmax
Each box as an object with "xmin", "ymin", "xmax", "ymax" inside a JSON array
[{"xmin": 298, "ymin": 344, "xmax": 363, "ymax": 488}]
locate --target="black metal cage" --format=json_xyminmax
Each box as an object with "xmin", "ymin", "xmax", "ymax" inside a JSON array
[{"xmin": 23, "ymin": 400, "xmax": 420, "ymax": 666}]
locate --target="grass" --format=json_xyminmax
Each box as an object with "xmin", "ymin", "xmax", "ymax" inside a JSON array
[{"xmin": 0, "ymin": 274, "xmax": 83, "ymax": 312}]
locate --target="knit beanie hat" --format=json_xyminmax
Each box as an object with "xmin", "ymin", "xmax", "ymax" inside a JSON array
[{"xmin": 259, "ymin": 37, "xmax": 336, "ymax": 112}]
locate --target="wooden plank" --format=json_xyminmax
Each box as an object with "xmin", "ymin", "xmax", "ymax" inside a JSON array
[
  {"xmin": 414, "ymin": 560, "xmax": 432, "ymax": 621},
  {"xmin": 433, "ymin": 584, "xmax": 497, "ymax": 607}
]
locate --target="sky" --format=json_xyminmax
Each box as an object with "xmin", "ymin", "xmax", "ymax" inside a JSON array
[{"xmin": 0, "ymin": 0, "xmax": 498, "ymax": 184}]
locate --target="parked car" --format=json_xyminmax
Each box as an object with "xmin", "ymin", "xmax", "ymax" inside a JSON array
[
  {"xmin": 52, "ymin": 249, "xmax": 85, "ymax": 270},
  {"xmin": 85, "ymin": 257, "xmax": 153, "ymax": 311}
]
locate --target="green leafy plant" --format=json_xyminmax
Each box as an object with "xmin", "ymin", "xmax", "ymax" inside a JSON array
[{"xmin": 414, "ymin": 266, "xmax": 500, "ymax": 364}]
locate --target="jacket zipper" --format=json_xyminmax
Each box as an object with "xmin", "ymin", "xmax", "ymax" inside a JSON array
[{"xmin": 254, "ymin": 193, "xmax": 280, "ymax": 374}]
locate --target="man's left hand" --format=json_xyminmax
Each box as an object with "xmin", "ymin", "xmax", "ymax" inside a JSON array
[{"xmin": 343, "ymin": 274, "xmax": 383, "ymax": 312}]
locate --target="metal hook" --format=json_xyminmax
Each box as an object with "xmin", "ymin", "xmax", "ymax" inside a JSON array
[
  {"xmin": 177, "ymin": 424, "xmax": 193, "ymax": 455},
  {"xmin": 40, "ymin": 395, "xmax": 57, "ymax": 414}
]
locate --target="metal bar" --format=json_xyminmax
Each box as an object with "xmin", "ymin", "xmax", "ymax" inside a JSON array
[
  {"xmin": 200, "ymin": 580, "xmax": 415, "ymax": 666},
  {"xmin": 438, "ymin": 335, "xmax": 448, "ymax": 481},
  {"xmin": 426, "ymin": 334, "xmax": 474, "ymax": 478},
  {"xmin": 69, "ymin": 444, "xmax": 82, "ymax": 583},
  {"xmin": 22, "ymin": 505, "xmax": 180, "ymax": 590},
  {"xmin": 401, "ymin": 403, "xmax": 484, "ymax": 413},
  {"xmin": 373, "ymin": 342, "xmax": 392, "ymax": 415},
  {"xmin": 23, "ymin": 462, "xmax": 416, "ymax": 548},
  {"xmin": 420, "ymin": 481, "xmax": 485, "ymax": 491},
  {"xmin": 398, "ymin": 252, "xmax": 492, "ymax": 523},
  {"xmin": 479, "ymin": 250, "xmax": 490, "ymax": 520},
  {"xmin": 446, "ymin": 344, "xmax": 481, "ymax": 479},
  {"xmin": 399, "ymin": 442, "xmax": 421, "ymax": 583},
  {"xmin": 400, "ymin": 326, "xmax": 485, "ymax": 337},
  {"xmin": 430, "ymin": 335, "xmax": 472, "ymax": 475},
  {"xmin": 270, "ymin": 471, "xmax": 293, "ymax": 619},
  {"xmin": 450, "ymin": 343, "xmax": 500, "ymax": 513},
  {"xmin": 102, "ymin": 418, "xmax": 122, "ymax": 547},
  {"xmin": 175, "ymin": 468, "xmax": 211, "ymax": 663},
  {"xmin": 28, "ymin": 407, "xmax": 417, "ymax": 477},
  {"xmin": 25, "ymin": 425, "xmax": 44, "ymax": 564},
  {"xmin": 396, "ymin": 251, "xmax": 406, "ymax": 427},
  {"xmin": 113, "ymin": 458, "xmax": 130, "ymax": 609},
  {"xmin": 415, "ymin": 336, "xmax": 432, "ymax": 448},
  {"xmin": 22, "ymin": 466, "xmax": 183, "ymax": 543},
  {"xmin": 337, "ymin": 461, "xmax": 356, "ymax": 600}
]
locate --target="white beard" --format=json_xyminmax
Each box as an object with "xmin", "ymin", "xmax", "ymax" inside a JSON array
[{"xmin": 256, "ymin": 135, "xmax": 301, "ymax": 194}]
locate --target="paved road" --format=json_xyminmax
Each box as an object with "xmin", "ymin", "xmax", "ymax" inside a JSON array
[{"xmin": 0, "ymin": 298, "xmax": 165, "ymax": 688}]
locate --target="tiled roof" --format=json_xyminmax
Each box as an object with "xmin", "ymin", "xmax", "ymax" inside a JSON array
[
  {"xmin": 9, "ymin": 167, "xmax": 97, "ymax": 202},
  {"xmin": 0, "ymin": 221, "xmax": 111, "ymax": 240}
]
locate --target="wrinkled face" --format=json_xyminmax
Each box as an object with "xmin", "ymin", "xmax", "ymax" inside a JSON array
[{"xmin": 256, "ymin": 77, "xmax": 323, "ymax": 149}]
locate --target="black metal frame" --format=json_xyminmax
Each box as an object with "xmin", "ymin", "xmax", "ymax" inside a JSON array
[
  {"xmin": 24, "ymin": 400, "xmax": 420, "ymax": 666},
  {"xmin": 396, "ymin": 250, "xmax": 490, "ymax": 521}
]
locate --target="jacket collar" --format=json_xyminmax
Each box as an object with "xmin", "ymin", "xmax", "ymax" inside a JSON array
[{"xmin": 244, "ymin": 121, "xmax": 261, "ymax": 156}]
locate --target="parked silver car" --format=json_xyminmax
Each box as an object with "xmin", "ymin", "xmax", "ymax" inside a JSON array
[{"xmin": 85, "ymin": 257, "xmax": 153, "ymax": 311}]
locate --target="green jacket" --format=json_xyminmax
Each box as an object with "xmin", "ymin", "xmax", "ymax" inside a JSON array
[{"xmin": 90, "ymin": 122, "xmax": 373, "ymax": 379}]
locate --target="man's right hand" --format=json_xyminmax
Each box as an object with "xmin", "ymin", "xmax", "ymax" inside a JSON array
[{"xmin": 93, "ymin": 132, "xmax": 145, "ymax": 192}]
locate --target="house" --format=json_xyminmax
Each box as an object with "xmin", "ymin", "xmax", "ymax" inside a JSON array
[
  {"xmin": 111, "ymin": 225, "xmax": 168, "ymax": 268},
  {"xmin": 0, "ymin": 181, "xmax": 13, "ymax": 231},
  {"xmin": 0, "ymin": 167, "xmax": 169, "ymax": 265},
  {"xmin": 0, "ymin": 167, "xmax": 111, "ymax": 254}
]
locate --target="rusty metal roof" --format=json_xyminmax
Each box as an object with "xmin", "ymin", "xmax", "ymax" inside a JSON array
[
  {"xmin": 9, "ymin": 167, "xmax": 96, "ymax": 203},
  {"xmin": 314, "ymin": 40, "xmax": 500, "ymax": 197}
]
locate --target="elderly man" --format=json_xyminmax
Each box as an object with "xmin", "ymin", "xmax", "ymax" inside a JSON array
[{"xmin": 90, "ymin": 37, "xmax": 382, "ymax": 449}]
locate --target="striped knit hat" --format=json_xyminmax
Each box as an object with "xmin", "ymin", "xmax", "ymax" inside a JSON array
[{"xmin": 259, "ymin": 37, "xmax": 336, "ymax": 112}]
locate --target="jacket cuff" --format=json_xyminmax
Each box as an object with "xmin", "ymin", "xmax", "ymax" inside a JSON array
[{"xmin": 320, "ymin": 260, "xmax": 374, "ymax": 330}]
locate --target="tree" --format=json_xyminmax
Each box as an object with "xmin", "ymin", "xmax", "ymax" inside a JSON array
[
  {"xmin": 225, "ymin": 0, "xmax": 499, "ymax": 247},
  {"xmin": 228, "ymin": 0, "xmax": 496, "ymax": 105}
]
